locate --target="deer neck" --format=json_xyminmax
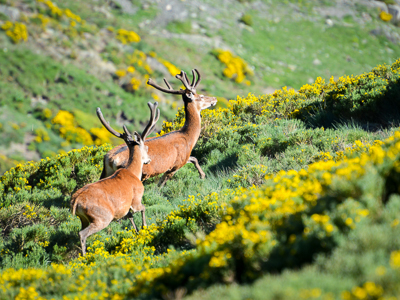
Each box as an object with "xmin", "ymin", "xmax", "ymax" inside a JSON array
[
  {"xmin": 125, "ymin": 144, "xmax": 143, "ymax": 180},
  {"xmin": 181, "ymin": 101, "xmax": 201, "ymax": 149}
]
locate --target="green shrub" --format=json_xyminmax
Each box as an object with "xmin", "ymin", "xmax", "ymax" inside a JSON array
[{"xmin": 240, "ymin": 14, "xmax": 253, "ymax": 26}]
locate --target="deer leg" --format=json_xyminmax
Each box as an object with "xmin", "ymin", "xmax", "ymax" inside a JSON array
[
  {"xmin": 99, "ymin": 157, "xmax": 108, "ymax": 180},
  {"xmin": 187, "ymin": 156, "xmax": 206, "ymax": 179},
  {"xmin": 141, "ymin": 174, "xmax": 151, "ymax": 182},
  {"xmin": 79, "ymin": 219, "xmax": 110, "ymax": 256},
  {"xmin": 158, "ymin": 170, "xmax": 177, "ymax": 188},
  {"xmin": 99, "ymin": 166, "xmax": 107, "ymax": 180},
  {"xmin": 128, "ymin": 207, "xmax": 139, "ymax": 233},
  {"xmin": 79, "ymin": 215, "xmax": 90, "ymax": 231},
  {"xmin": 141, "ymin": 205, "xmax": 147, "ymax": 228},
  {"xmin": 78, "ymin": 209, "xmax": 113, "ymax": 256}
]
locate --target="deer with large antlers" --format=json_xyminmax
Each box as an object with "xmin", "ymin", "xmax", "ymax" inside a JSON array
[
  {"xmin": 100, "ymin": 69, "xmax": 217, "ymax": 187},
  {"xmin": 71, "ymin": 102, "xmax": 160, "ymax": 256}
]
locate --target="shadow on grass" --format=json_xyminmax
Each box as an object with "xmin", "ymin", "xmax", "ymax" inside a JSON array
[
  {"xmin": 301, "ymin": 79, "xmax": 400, "ymax": 131},
  {"xmin": 208, "ymin": 153, "xmax": 238, "ymax": 175}
]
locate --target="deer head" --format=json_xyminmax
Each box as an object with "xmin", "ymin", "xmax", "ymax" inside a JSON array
[
  {"xmin": 96, "ymin": 102, "xmax": 160, "ymax": 165},
  {"xmin": 147, "ymin": 69, "xmax": 217, "ymax": 112}
]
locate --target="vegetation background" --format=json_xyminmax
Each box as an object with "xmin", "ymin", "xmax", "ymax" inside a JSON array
[{"xmin": 1, "ymin": 0, "xmax": 400, "ymax": 299}]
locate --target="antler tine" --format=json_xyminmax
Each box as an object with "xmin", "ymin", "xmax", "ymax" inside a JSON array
[
  {"xmin": 141, "ymin": 102, "xmax": 160, "ymax": 140},
  {"xmin": 193, "ymin": 69, "xmax": 201, "ymax": 89},
  {"xmin": 190, "ymin": 69, "xmax": 196, "ymax": 87},
  {"xmin": 163, "ymin": 78, "xmax": 173, "ymax": 90},
  {"xmin": 122, "ymin": 125, "xmax": 132, "ymax": 137},
  {"xmin": 141, "ymin": 102, "xmax": 155, "ymax": 139},
  {"xmin": 176, "ymin": 71, "xmax": 193, "ymax": 92},
  {"xmin": 147, "ymin": 78, "xmax": 183, "ymax": 95},
  {"xmin": 184, "ymin": 72, "xmax": 191, "ymax": 87},
  {"xmin": 143, "ymin": 108, "xmax": 160, "ymax": 140},
  {"xmin": 147, "ymin": 108, "xmax": 160, "ymax": 137},
  {"xmin": 96, "ymin": 107, "xmax": 123, "ymax": 138}
]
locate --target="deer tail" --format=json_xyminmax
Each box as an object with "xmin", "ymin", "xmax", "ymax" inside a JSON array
[{"xmin": 71, "ymin": 197, "xmax": 78, "ymax": 216}]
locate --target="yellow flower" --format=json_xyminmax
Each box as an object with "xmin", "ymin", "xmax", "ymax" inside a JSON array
[
  {"xmin": 380, "ymin": 11, "xmax": 393, "ymax": 22},
  {"xmin": 390, "ymin": 250, "xmax": 400, "ymax": 269},
  {"xmin": 115, "ymin": 70, "xmax": 127, "ymax": 77}
]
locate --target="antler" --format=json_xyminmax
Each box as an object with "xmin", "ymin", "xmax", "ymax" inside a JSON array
[
  {"xmin": 97, "ymin": 107, "xmax": 126, "ymax": 139},
  {"xmin": 192, "ymin": 69, "xmax": 201, "ymax": 89},
  {"xmin": 147, "ymin": 77, "xmax": 184, "ymax": 95},
  {"xmin": 141, "ymin": 102, "xmax": 160, "ymax": 140},
  {"xmin": 147, "ymin": 69, "xmax": 201, "ymax": 94}
]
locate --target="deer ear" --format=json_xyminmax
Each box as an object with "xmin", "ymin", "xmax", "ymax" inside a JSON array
[
  {"xmin": 185, "ymin": 91, "xmax": 194, "ymax": 102},
  {"xmin": 133, "ymin": 131, "xmax": 141, "ymax": 143}
]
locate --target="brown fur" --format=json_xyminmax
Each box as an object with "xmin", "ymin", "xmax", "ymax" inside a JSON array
[
  {"xmin": 71, "ymin": 104, "xmax": 158, "ymax": 256},
  {"xmin": 100, "ymin": 70, "xmax": 217, "ymax": 187}
]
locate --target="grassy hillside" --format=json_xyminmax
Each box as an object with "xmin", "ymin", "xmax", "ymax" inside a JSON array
[
  {"xmin": 1, "ymin": 59, "xmax": 400, "ymax": 299},
  {"xmin": 1, "ymin": 0, "xmax": 400, "ymax": 173}
]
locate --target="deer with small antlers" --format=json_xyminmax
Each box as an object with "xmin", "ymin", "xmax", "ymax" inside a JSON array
[
  {"xmin": 100, "ymin": 69, "xmax": 217, "ymax": 188},
  {"xmin": 71, "ymin": 102, "xmax": 160, "ymax": 256}
]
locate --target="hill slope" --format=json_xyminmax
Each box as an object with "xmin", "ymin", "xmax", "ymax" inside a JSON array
[
  {"xmin": 0, "ymin": 59, "xmax": 400, "ymax": 299},
  {"xmin": 1, "ymin": 0, "xmax": 400, "ymax": 173}
]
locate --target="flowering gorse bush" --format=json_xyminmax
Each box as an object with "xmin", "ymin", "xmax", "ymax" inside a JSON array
[
  {"xmin": 160, "ymin": 58, "xmax": 400, "ymax": 140},
  {"xmin": 38, "ymin": 0, "xmax": 82, "ymax": 24},
  {"xmin": 0, "ymin": 144, "xmax": 112, "ymax": 208},
  {"xmin": 1, "ymin": 21, "xmax": 28, "ymax": 43},
  {"xmin": 214, "ymin": 49, "xmax": 253, "ymax": 84},
  {"xmin": 128, "ymin": 130, "xmax": 400, "ymax": 298},
  {"xmin": 116, "ymin": 28, "xmax": 141, "ymax": 44},
  {"xmin": 1, "ymin": 59, "xmax": 400, "ymax": 299},
  {"xmin": 51, "ymin": 110, "xmax": 111, "ymax": 146}
]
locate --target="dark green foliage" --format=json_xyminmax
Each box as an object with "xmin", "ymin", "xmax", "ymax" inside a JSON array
[
  {"xmin": 2, "ymin": 0, "xmax": 400, "ymax": 298},
  {"xmin": 0, "ymin": 47, "xmax": 173, "ymax": 173},
  {"xmin": 239, "ymin": 14, "xmax": 253, "ymax": 26}
]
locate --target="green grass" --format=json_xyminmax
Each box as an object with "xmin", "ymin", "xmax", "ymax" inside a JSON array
[
  {"xmin": 1, "ymin": 58, "xmax": 400, "ymax": 299},
  {"xmin": 0, "ymin": 45, "xmax": 175, "ymax": 173},
  {"xmin": 185, "ymin": 195, "xmax": 400, "ymax": 300},
  {"xmin": 2, "ymin": 0, "xmax": 400, "ymax": 171},
  {"xmin": 1, "ymin": 1, "xmax": 400, "ymax": 297},
  {"xmin": 1, "ymin": 58, "xmax": 399, "ymax": 269}
]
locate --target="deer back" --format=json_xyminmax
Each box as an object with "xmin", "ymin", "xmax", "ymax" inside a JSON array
[
  {"xmin": 71, "ymin": 168, "xmax": 143, "ymax": 220},
  {"xmin": 100, "ymin": 69, "xmax": 217, "ymax": 180},
  {"xmin": 103, "ymin": 130, "xmax": 190, "ymax": 178}
]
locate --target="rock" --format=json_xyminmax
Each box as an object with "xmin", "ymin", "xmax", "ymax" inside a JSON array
[
  {"xmin": 76, "ymin": 50, "xmax": 116, "ymax": 77},
  {"xmin": 113, "ymin": 0, "xmax": 138, "ymax": 15},
  {"xmin": 365, "ymin": 1, "xmax": 388, "ymax": 13},
  {"xmin": 40, "ymin": 28, "xmax": 55, "ymax": 39},
  {"xmin": 313, "ymin": 58, "xmax": 321, "ymax": 66},
  {"xmin": 388, "ymin": 4, "xmax": 400, "ymax": 21},
  {"xmin": 97, "ymin": 60, "xmax": 117, "ymax": 74},
  {"xmin": 314, "ymin": 5, "xmax": 355, "ymax": 19},
  {"xmin": 361, "ymin": 12, "xmax": 372, "ymax": 22},
  {"xmin": 93, "ymin": 6, "xmax": 113, "ymax": 19},
  {"xmin": 146, "ymin": 56, "xmax": 171, "ymax": 77},
  {"xmin": 325, "ymin": 18, "xmax": 333, "ymax": 26},
  {"xmin": 191, "ymin": 22, "xmax": 200, "ymax": 30},
  {"xmin": 152, "ymin": 32, "xmax": 226, "ymax": 51},
  {"xmin": 0, "ymin": 5, "xmax": 20, "ymax": 21},
  {"xmin": 263, "ymin": 87, "xmax": 276, "ymax": 95},
  {"xmin": 31, "ymin": 95, "xmax": 49, "ymax": 107}
]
